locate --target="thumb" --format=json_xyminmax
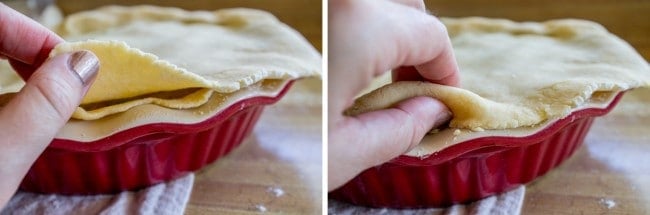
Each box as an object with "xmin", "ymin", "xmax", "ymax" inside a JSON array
[
  {"xmin": 2, "ymin": 50, "xmax": 98, "ymax": 140},
  {"xmin": 329, "ymin": 96, "xmax": 451, "ymax": 189},
  {"xmin": 0, "ymin": 51, "xmax": 98, "ymax": 205}
]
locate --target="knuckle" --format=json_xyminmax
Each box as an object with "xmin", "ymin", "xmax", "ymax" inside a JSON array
[
  {"xmin": 31, "ymin": 73, "xmax": 77, "ymax": 119},
  {"xmin": 393, "ymin": 106, "xmax": 422, "ymax": 149}
]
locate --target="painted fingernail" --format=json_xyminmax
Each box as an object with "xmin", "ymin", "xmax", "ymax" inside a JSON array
[
  {"xmin": 68, "ymin": 50, "xmax": 99, "ymax": 86},
  {"xmin": 432, "ymin": 110, "xmax": 452, "ymax": 128}
]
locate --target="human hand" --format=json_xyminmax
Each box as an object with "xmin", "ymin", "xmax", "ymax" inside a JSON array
[
  {"xmin": 328, "ymin": 0, "xmax": 460, "ymax": 190},
  {"xmin": 0, "ymin": 3, "xmax": 99, "ymax": 207}
]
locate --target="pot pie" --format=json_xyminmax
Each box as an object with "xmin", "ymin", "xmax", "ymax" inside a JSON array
[
  {"xmin": 0, "ymin": 5, "xmax": 320, "ymax": 141},
  {"xmin": 45, "ymin": 5, "xmax": 319, "ymax": 120},
  {"xmin": 348, "ymin": 17, "xmax": 650, "ymax": 156}
]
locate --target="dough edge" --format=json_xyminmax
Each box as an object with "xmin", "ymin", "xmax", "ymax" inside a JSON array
[
  {"xmin": 347, "ymin": 17, "xmax": 650, "ymax": 130},
  {"xmin": 49, "ymin": 5, "xmax": 321, "ymax": 120}
]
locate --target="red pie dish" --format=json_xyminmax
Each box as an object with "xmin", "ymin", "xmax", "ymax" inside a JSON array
[
  {"xmin": 330, "ymin": 92, "xmax": 625, "ymax": 208},
  {"xmin": 19, "ymin": 80, "xmax": 294, "ymax": 195}
]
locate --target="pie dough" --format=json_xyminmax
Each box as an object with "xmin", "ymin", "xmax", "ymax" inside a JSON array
[
  {"xmin": 348, "ymin": 17, "xmax": 650, "ymax": 130},
  {"xmin": 0, "ymin": 62, "xmax": 23, "ymax": 95},
  {"xmin": 49, "ymin": 5, "xmax": 321, "ymax": 120}
]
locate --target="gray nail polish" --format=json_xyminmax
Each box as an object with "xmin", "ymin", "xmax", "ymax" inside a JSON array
[{"xmin": 68, "ymin": 50, "xmax": 99, "ymax": 86}]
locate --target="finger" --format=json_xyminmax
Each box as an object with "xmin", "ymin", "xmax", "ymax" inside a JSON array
[
  {"xmin": 393, "ymin": 58, "xmax": 461, "ymax": 86},
  {"xmin": 0, "ymin": 51, "xmax": 98, "ymax": 205},
  {"xmin": 0, "ymin": 51, "xmax": 98, "ymax": 157},
  {"xmin": 392, "ymin": 66, "xmax": 425, "ymax": 81},
  {"xmin": 414, "ymin": 40, "xmax": 460, "ymax": 86},
  {"xmin": 9, "ymin": 59, "xmax": 37, "ymax": 80},
  {"xmin": 328, "ymin": 96, "xmax": 451, "ymax": 190},
  {"xmin": 388, "ymin": 0, "xmax": 425, "ymax": 11},
  {"xmin": 0, "ymin": 3, "xmax": 63, "ymax": 77},
  {"xmin": 385, "ymin": 10, "xmax": 460, "ymax": 86},
  {"xmin": 349, "ymin": 96, "xmax": 451, "ymax": 166},
  {"xmin": 328, "ymin": 0, "xmax": 459, "ymax": 115}
]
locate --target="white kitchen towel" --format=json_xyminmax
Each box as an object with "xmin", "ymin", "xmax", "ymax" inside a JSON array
[
  {"xmin": 1, "ymin": 173, "xmax": 194, "ymax": 215},
  {"xmin": 329, "ymin": 185, "xmax": 525, "ymax": 215}
]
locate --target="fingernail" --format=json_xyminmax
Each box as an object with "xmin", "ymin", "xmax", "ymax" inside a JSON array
[
  {"xmin": 68, "ymin": 50, "xmax": 99, "ymax": 86},
  {"xmin": 432, "ymin": 110, "xmax": 452, "ymax": 128}
]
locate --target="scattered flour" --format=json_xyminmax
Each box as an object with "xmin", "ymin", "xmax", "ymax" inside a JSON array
[
  {"xmin": 267, "ymin": 186, "xmax": 285, "ymax": 197},
  {"xmin": 599, "ymin": 198, "xmax": 616, "ymax": 209},
  {"xmin": 453, "ymin": 129, "xmax": 461, "ymax": 136},
  {"xmin": 255, "ymin": 204, "xmax": 267, "ymax": 212}
]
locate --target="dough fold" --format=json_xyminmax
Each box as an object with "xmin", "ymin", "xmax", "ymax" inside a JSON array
[
  {"xmin": 348, "ymin": 17, "xmax": 650, "ymax": 130},
  {"xmin": 346, "ymin": 81, "xmax": 543, "ymax": 130},
  {"xmin": 49, "ymin": 6, "xmax": 321, "ymax": 120}
]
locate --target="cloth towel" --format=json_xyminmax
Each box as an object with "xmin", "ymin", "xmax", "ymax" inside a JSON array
[
  {"xmin": 1, "ymin": 174, "xmax": 194, "ymax": 215},
  {"xmin": 329, "ymin": 185, "xmax": 525, "ymax": 215}
]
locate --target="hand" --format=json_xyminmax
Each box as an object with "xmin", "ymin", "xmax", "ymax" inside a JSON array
[
  {"xmin": 328, "ymin": 0, "xmax": 460, "ymax": 190},
  {"xmin": 0, "ymin": 3, "xmax": 99, "ymax": 207}
]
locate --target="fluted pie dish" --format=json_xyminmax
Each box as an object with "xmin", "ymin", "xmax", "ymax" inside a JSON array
[
  {"xmin": 331, "ymin": 17, "xmax": 649, "ymax": 208},
  {"xmin": 0, "ymin": 5, "xmax": 321, "ymax": 194}
]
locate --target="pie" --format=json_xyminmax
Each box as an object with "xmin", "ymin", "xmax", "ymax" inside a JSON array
[
  {"xmin": 50, "ymin": 5, "xmax": 321, "ymax": 120},
  {"xmin": 0, "ymin": 5, "xmax": 320, "ymax": 141},
  {"xmin": 349, "ymin": 17, "xmax": 650, "ymax": 131},
  {"xmin": 348, "ymin": 17, "xmax": 650, "ymax": 156}
]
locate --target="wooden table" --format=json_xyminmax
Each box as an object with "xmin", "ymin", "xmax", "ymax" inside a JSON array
[
  {"xmin": 425, "ymin": 0, "xmax": 650, "ymax": 61},
  {"xmin": 56, "ymin": 1, "xmax": 323, "ymax": 214},
  {"xmin": 185, "ymin": 78, "xmax": 322, "ymax": 214},
  {"xmin": 426, "ymin": 0, "xmax": 650, "ymax": 213},
  {"xmin": 522, "ymin": 88, "xmax": 650, "ymax": 214}
]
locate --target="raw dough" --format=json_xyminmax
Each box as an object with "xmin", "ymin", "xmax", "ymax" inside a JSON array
[
  {"xmin": 0, "ymin": 62, "xmax": 23, "ymax": 95},
  {"xmin": 50, "ymin": 5, "xmax": 321, "ymax": 120},
  {"xmin": 348, "ymin": 17, "xmax": 650, "ymax": 130}
]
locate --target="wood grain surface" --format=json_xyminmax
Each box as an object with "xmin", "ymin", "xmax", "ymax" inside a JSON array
[
  {"xmin": 522, "ymin": 88, "xmax": 650, "ymax": 214},
  {"xmin": 184, "ymin": 78, "xmax": 322, "ymax": 214},
  {"xmin": 425, "ymin": 0, "xmax": 650, "ymax": 213},
  {"xmin": 425, "ymin": 0, "xmax": 650, "ymax": 61}
]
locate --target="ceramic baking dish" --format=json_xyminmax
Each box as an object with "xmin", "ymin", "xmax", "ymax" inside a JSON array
[
  {"xmin": 330, "ymin": 91, "xmax": 625, "ymax": 208},
  {"xmin": 19, "ymin": 80, "xmax": 294, "ymax": 195}
]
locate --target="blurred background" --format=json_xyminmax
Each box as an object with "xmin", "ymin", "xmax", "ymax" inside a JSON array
[
  {"xmin": 3, "ymin": 0, "xmax": 322, "ymax": 52},
  {"xmin": 424, "ymin": 0, "xmax": 650, "ymax": 61}
]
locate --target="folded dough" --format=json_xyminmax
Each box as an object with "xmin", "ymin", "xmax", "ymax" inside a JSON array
[
  {"xmin": 348, "ymin": 17, "xmax": 650, "ymax": 130},
  {"xmin": 49, "ymin": 5, "xmax": 321, "ymax": 120}
]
